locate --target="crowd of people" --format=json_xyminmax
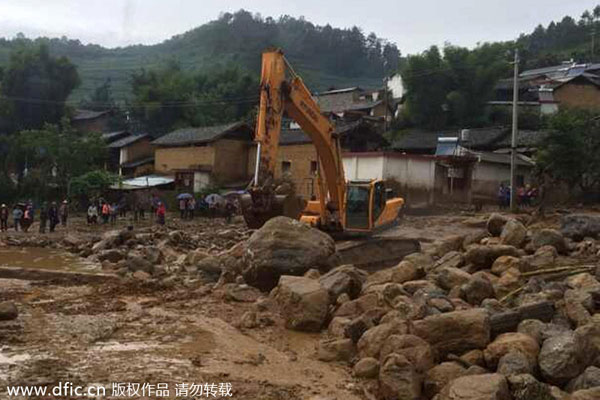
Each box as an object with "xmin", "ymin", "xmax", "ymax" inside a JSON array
[
  {"xmin": 0, "ymin": 200, "xmax": 68, "ymax": 233},
  {"xmin": 497, "ymin": 183, "xmax": 539, "ymax": 209},
  {"xmin": 0, "ymin": 192, "xmax": 240, "ymax": 234}
]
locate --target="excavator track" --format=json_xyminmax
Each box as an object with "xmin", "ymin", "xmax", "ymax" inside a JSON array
[{"xmin": 335, "ymin": 237, "xmax": 421, "ymax": 272}]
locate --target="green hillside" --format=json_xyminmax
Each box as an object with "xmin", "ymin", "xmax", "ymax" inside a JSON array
[{"xmin": 0, "ymin": 10, "xmax": 400, "ymax": 102}]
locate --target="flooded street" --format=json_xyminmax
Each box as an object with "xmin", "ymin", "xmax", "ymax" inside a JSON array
[{"xmin": 0, "ymin": 247, "xmax": 99, "ymax": 272}]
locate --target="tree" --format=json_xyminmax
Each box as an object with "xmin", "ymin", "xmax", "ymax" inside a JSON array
[
  {"xmin": 130, "ymin": 62, "xmax": 258, "ymax": 134},
  {"xmin": 536, "ymin": 108, "xmax": 600, "ymax": 194},
  {"xmin": 8, "ymin": 119, "xmax": 106, "ymax": 198},
  {"xmin": 0, "ymin": 43, "xmax": 80, "ymax": 133},
  {"xmin": 401, "ymin": 44, "xmax": 509, "ymax": 129},
  {"xmin": 80, "ymin": 78, "xmax": 115, "ymax": 111},
  {"xmin": 70, "ymin": 170, "xmax": 119, "ymax": 205}
]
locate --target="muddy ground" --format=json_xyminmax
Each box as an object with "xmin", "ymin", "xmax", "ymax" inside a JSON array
[{"xmin": 0, "ymin": 209, "xmax": 568, "ymax": 399}]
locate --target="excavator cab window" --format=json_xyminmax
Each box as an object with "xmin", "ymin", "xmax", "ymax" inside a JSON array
[
  {"xmin": 372, "ymin": 182, "xmax": 385, "ymax": 222},
  {"xmin": 346, "ymin": 184, "xmax": 370, "ymax": 229}
]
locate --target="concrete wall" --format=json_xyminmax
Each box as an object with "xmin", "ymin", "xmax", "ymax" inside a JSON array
[
  {"xmin": 343, "ymin": 153, "xmax": 438, "ymax": 206},
  {"xmin": 554, "ymin": 82, "xmax": 600, "ymax": 110},
  {"xmin": 472, "ymin": 161, "xmax": 533, "ymax": 201},
  {"xmin": 154, "ymin": 145, "xmax": 214, "ymax": 174}
]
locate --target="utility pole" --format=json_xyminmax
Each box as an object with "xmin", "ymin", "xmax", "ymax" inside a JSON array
[
  {"xmin": 510, "ymin": 49, "xmax": 519, "ymax": 212},
  {"xmin": 592, "ymin": 27, "xmax": 596, "ymax": 62},
  {"xmin": 384, "ymin": 75, "xmax": 389, "ymax": 132}
]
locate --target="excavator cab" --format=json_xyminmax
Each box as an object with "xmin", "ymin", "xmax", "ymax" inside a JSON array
[{"xmin": 345, "ymin": 180, "xmax": 404, "ymax": 233}]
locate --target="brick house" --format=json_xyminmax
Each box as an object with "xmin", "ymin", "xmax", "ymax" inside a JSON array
[
  {"xmin": 246, "ymin": 121, "xmax": 388, "ymax": 199},
  {"xmin": 152, "ymin": 122, "xmax": 253, "ymax": 192},
  {"xmin": 107, "ymin": 134, "xmax": 154, "ymax": 177}
]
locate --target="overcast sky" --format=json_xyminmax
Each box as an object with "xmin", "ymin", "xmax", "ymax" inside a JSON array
[{"xmin": 0, "ymin": 0, "xmax": 598, "ymax": 54}]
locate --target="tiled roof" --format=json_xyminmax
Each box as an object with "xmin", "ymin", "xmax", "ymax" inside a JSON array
[
  {"xmin": 121, "ymin": 156, "xmax": 155, "ymax": 169},
  {"xmin": 101, "ymin": 131, "xmax": 129, "ymax": 143},
  {"xmin": 108, "ymin": 134, "xmax": 149, "ymax": 149},
  {"xmin": 152, "ymin": 122, "xmax": 250, "ymax": 146},
  {"xmin": 391, "ymin": 127, "xmax": 547, "ymax": 152},
  {"xmin": 72, "ymin": 109, "xmax": 111, "ymax": 121}
]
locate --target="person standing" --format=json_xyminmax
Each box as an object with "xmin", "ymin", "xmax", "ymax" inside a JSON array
[
  {"xmin": 110, "ymin": 203, "xmax": 118, "ymax": 225},
  {"xmin": 187, "ymin": 197, "xmax": 196, "ymax": 219},
  {"xmin": 22, "ymin": 206, "xmax": 32, "ymax": 233},
  {"xmin": 59, "ymin": 200, "xmax": 68, "ymax": 227},
  {"xmin": 156, "ymin": 201, "xmax": 166, "ymax": 225},
  {"xmin": 101, "ymin": 202, "xmax": 110, "ymax": 224},
  {"xmin": 48, "ymin": 202, "xmax": 59, "ymax": 232},
  {"xmin": 12, "ymin": 205, "xmax": 23, "ymax": 232},
  {"xmin": 179, "ymin": 198, "xmax": 187, "ymax": 219},
  {"xmin": 0, "ymin": 204, "xmax": 8, "ymax": 232},
  {"xmin": 39, "ymin": 203, "xmax": 48, "ymax": 233},
  {"xmin": 87, "ymin": 203, "xmax": 98, "ymax": 225}
]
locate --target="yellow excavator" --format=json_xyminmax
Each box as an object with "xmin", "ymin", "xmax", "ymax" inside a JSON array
[{"xmin": 241, "ymin": 49, "xmax": 405, "ymax": 233}]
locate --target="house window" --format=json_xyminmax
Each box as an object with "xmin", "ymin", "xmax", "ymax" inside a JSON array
[
  {"xmin": 282, "ymin": 161, "xmax": 291, "ymax": 174},
  {"xmin": 310, "ymin": 161, "xmax": 318, "ymax": 175}
]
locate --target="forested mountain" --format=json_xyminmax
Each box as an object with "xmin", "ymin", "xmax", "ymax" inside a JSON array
[
  {"xmin": 0, "ymin": 10, "xmax": 400, "ymax": 102},
  {"xmin": 516, "ymin": 5, "xmax": 600, "ymax": 70}
]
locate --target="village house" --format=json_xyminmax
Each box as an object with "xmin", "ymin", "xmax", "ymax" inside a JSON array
[
  {"xmin": 491, "ymin": 62, "xmax": 600, "ymax": 114},
  {"xmin": 152, "ymin": 122, "xmax": 253, "ymax": 193},
  {"xmin": 71, "ymin": 109, "xmax": 113, "ymax": 133},
  {"xmin": 107, "ymin": 134, "xmax": 154, "ymax": 177},
  {"xmin": 246, "ymin": 121, "xmax": 387, "ymax": 199},
  {"xmin": 314, "ymin": 87, "xmax": 395, "ymax": 128},
  {"xmin": 389, "ymin": 128, "xmax": 539, "ymax": 204}
]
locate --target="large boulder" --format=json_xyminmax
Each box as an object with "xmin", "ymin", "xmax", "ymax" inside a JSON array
[
  {"xmin": 272, "ymin": 275, "xmax": 330, "ymax": 332},
  {"xmin": 243, "ymin": 217, "xmax": 336, "ymax": 291},
  {"xmin": 523, "ymin": 245, "xmax": 558, "ymax": 269},
  {"xmin": 497, "ymin": 351, "xmax": 535, "ymax": 376},
  {"xmin": 538, "ymin": 331, "xmax": 593, "ymax": 385},
  {"xmin": 491, "ymin": 256, "xmax": 530, "ymax": 276},
  {"xmin": 317, "ymin": 338, "xmax": 355, "ymax": 362},
  {"xmin": 566, "ymin": 366, "xmax": 600, "ymax": 393},
  {"xmin": 318, "ymin": 265, "xmax": 367, "ymax": 302},
  {"xmin": 357, "ymin": 320, "xmax": 409, "ymax": 358},
  {"xmin": 126, "ymin": 253, "xmax": 154, "ymax": 273},
  {"xmin": 0, "ymin": 301, "xmax": 18, "ymax": 321},
  {"xmin": 353, "ymin": 357, "xmax": 380, "ymax": 378},
  {"xmin": 435, "ymin": 267, "xmax": 472, "ymax": 291},
  {"xmin": 379, "ymin": 353, "xmax": 421, "ymax": 400},
  {"xmin": 500, "ymin": 219, "xmax": 527, "ymax": 247},
  {"xmin": 465, "ymin": 245, "xmax": 520, "ymax": 269},
  {"xmin": 506, "ymin": 374, "xmax": 557, "ymax": 400},
  {"xmin": 412, "ymin": 309, "xmax": 491, "ymax": 357},
  {"xmin": 379, "ymin": 334, "xmax": 435, "ymax": 373},
  {"xmin": 97, "ymin": 249, "xmax": 125, "ymax": 263},
  {"xmin": 531, "ymin": 229, "xmax": 567, "ymax": 254},
  {"xmin": 430, "ymin": 251, "xmax": 465, "ymax": 274},
  {"xmin": 462, "ymin": 275, "xmax": 495, "ymax": 305},
  {"xmin": 484, "ymin": 332, "xmax": 539, "ymax": 370},
  {"xmin": 487, "ymin": 214, "xmax": 509, "ymax": 236},
  {"xmin": 560, "ymin": 214, "xmax": 600, "ymax": 241},
  {"xmin": 570, "ymin": 388, "xmax": 600, "ymax": 400},
  {"xmin": 424, "ymin": 362, "xmax": 467, "ymax": 399},
  {"xmin": 437, "ymin": 373, "xmax": 511, "ymax": 400}
]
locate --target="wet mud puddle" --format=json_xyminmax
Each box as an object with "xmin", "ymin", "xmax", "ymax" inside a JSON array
[{"xmin": 0, "ymin": 247, "xmax": 99, "ymax": 272}]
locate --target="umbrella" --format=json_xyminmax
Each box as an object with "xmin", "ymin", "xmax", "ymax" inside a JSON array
[
  {"xmin": 176, "ymin": 193, "xmax": 193, "ymax": 200},
  {"xmin": 204, "ymin": 193, "xmax": 224, "ymax": 206},
  {"xmin": 222, "ymin": 190, "xmax": 247, "ymax": 198}
]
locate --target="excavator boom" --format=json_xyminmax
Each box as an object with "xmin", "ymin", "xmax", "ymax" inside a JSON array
[{"xmin": 242, "ymin": 49, "xmax": 345, "ymax": 230}]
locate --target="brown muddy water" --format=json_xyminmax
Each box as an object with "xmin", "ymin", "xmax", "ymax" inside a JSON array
[{"xmin": 0, "ymin": 247, "xmax": 99, "ymax": 272}]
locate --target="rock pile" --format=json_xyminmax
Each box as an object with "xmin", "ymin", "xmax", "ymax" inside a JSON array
[{"xmin": 262, "ymin": 213, "xmax": 600, "ymax": 400}]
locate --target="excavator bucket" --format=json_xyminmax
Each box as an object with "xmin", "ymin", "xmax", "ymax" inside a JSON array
[{"xmin": 240, "ymin": 191, "xmax": 305, "ymax": 229}]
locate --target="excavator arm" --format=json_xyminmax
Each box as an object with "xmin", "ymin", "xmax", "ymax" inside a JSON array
[{"xmin": 242, "ymin": 49, "xmax": 346, "ymax": 229}]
